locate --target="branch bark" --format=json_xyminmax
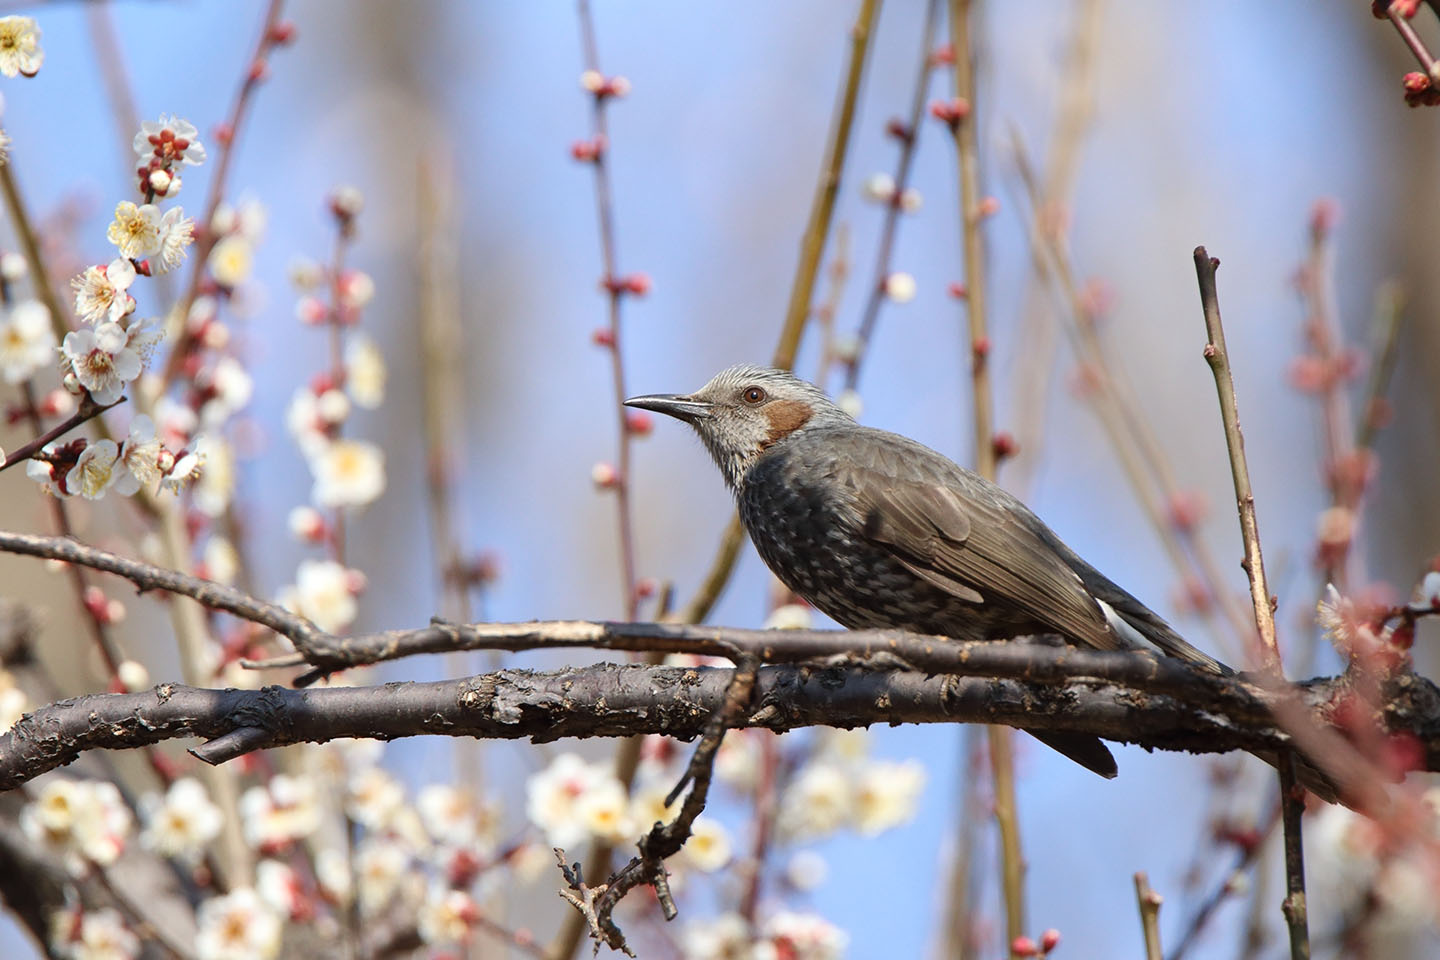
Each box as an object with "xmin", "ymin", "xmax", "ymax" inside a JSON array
[{"xmin": 2, "ymin": 657, "xmax": 1437, "ymax": 793}]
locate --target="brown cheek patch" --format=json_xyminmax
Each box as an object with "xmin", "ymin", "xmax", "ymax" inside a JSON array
[{"xmin": 760, "ymin": 400, "xmax": 813, "ymax": 448}]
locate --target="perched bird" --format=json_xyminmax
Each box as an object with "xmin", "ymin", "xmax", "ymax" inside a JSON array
[{"xmin": 625, "ymin": 363, "xmax": 1232, "ymax": 780}]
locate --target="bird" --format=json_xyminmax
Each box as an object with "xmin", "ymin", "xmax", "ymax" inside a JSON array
[{"xmin": 625, "ymin": 363, "xmax": 1242, "ymax": 782}]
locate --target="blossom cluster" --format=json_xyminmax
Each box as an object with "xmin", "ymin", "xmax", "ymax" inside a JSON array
[{"xmin": 275, "ymin": 187, "xmax": 388, "ymax": 636}]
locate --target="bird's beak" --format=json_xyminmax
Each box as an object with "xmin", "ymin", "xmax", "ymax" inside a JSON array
[{"xmin": 623, "ymin": 393, "xmax": 714, "ymax": 423}]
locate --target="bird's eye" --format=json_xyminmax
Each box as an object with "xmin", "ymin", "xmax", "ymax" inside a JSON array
[{"xmin": 742, "ymin": 386, "xmax": 767, "ymax": 404}]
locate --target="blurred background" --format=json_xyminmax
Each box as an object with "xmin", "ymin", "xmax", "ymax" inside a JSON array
[{"xmin": 0, "ymin": 1, "xmax": 1437, "ymax": 957}]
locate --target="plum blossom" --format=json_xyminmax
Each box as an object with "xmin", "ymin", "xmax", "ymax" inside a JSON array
[
  {"xmin": 526, "ymin": 752, "xmax": 622, "ymax": 849},
  {"xmin": 346, "ymin": 767, "xmax": 405, "ymax": 830},
  {"xmin": 356, "ymin": 838, "xmax": 411, "ymax": 914},
  {"xmin": 682, "ymin": 914, "xmax": 752, "ymax": 960},
  {"xmin": 20, "ymin": 779, "xmax": 132, "ymax": 873},
  {"xmin": 48, "ymin": 907, "xmax": 139, "ymax": 960},
  {"xmin": 208, "ymin": 234, "xmax": 253, "ymax": 287},
  {"xmin": 279, "ymin": 559, "xmax": 358, "ymax": 634},
  {"xmin": 62, "ymin": 322, "xmax": 142, "ymax": 404},
  {"xmin": 239, "ymin": 775, "xmax": 321, "ymax": 852},
  {"xmin": 155, "ymin": 207, "xmax": 195, "ymax": 274},
  {"xmin": 417, "ymin": 887, "xmax": 479, "ymax": 946},
  {"xmin": 311, "ymin": 438, "xmax": 385, "ymax": 508},
  {"xmin": 0, "ymin": 299, "xmax": 53, "ymax": 382},
  {"xmin": 139, "ymin": 777, "xmax": 223, "ymax": 864},
  {"xmin": 777, "ymin": 762, "xmax": 851, "ymax": 840},
  {"xmin": 194, "ymin": 889, "xmax": 282, "ymax": 960},
  {"xmin": 759, "ymin": 911, "xmax": 848, "ymax": 960},
  {"xmin": 66, "ymin": 440, "xmax": 123, "ymax": 500},
  {"xmin": 417, "ymin": 784, "xmax": 498, "ymax": 849},
  {"xmin": 345, "ymin": 334, "xmax": 386, "ymax": 408},
  {"xmin": 681, "ymin": 816, "xmax": 732, "ymax": 872},
  {"xmin": 72, "ymin": 259, "xmax": 136, "ymax": 325},
  {"xmin": 852, "ymin": 759, "xmax": 925, "ymax": 835},
  {"xmin": 133, "ymin": 115, "xmax": 206, "ymax": 167},
  {"xmin": 118, "ymin": 415, "xmax": 163, "ymax": 490},
  {"xmin": 0, "ymin": 16, "xmax": 43, "ymax": 78},
  {"xmin": 106, "ymin": 202, "xmax": 162, "ymax": 260}
]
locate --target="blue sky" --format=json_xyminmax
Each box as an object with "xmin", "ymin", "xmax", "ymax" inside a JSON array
[{"xmin": 1, "ymin": 1, "xmax": 1433, "ymax": 957}]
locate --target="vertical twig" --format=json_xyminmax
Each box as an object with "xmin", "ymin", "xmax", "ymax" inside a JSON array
[
  {"xmin": 576, "ymin": 0, "xmax": 641, "ymax": 622},
  {"xmin": 160, "ymin": 0, "xmax": 287, "ymax": 388},
  {"xmin": 1134, "ymin": 872, "xmax": 1164, "ymax": 960},
  {"xmin": 676, "ymin": 0, "xmax": 881, "ymax": 626},
  {"xmin": 1192, "ymin": 247, "xmax": 1308, "ymax": 960},
  {"xmin": 945, "ymin": 1, "xmax": 1025, "ymax": 951},
  {"xmin": 943, "ymin": 726, "xmax": 984, "ymax": 960},
  {"xmin": 1004, "ymin": 0, "xmax": 1103, "ymax": 497},
  {"xmin": 842, "ymin": 0, "xmax": 939, "ymax": 391}
]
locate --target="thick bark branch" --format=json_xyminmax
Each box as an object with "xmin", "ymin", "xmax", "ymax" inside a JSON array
[{"xmin": 2, "ymin": 660, "xmax": 1437, "ymax": 791}]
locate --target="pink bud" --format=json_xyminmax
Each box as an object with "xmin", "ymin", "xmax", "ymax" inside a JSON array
[
  {"xmin": 1012, "ymin": 935, "xmax": 1039, "ymax": 957},
  {"xmin": 947, "ymin": 282, "xmax": 968, "ymax": 300},
  {"xmin": 626, "ymin": 410, "xmax": 654, "ymax": 436},
  {"xmin": 591, "ymin": 462, "xmax": 619, "ymax": 489},
  {"xmin": 591, "ymin": 327, "xmax": 616, "ymax": 348},
  {"xmin": 268, "ymin": 21, "xmax": 297, "ymax": 45},
  {"xmin": 623, "ymin": 272, "xmax": 652, "ymax": 296},
  {"xmin": 977, "ymin": 196, "xmax": 1001, "ymax": 218},
  {"xmin": 1041, "ymin": 929, "xmax": 1061, "ymax": 953}
]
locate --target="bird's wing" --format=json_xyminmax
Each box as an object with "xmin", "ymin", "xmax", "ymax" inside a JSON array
[{"xmin": 834, "ymin": 434, "xmax": 1119, "ymax": 651}]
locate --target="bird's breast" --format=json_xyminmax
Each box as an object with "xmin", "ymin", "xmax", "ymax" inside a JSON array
[{"xmin": 738, "ymin": 451, "xmax": 993, "ymax": 639}]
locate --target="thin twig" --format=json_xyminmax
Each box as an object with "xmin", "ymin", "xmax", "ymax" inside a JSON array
[
  {"xmin": 576, "ymin": 0, "xmax": 640, "ymax": 622},
  {"xmin": 1011, "ymin": 137, "xmax": 1255, "ymax": 657},
  {"xmin": 1167, "ymin": 798, "xmax": 1281, "ymax": 960},
  {"xmin": 0, "ymin": 396, "xmax": 122, "ymax": 471},
  {"xmin": 159, "ymin": 0, "xmax": 287, "ymax": 387},
  {"xmin": 843, "ymin": 0, "xmax": 939, "ymax": 391},
  {"xmin": 674, "ymin": 0, "xmax": 881, "ymax": 626},
  {"xmin": 560, "ymin": 656, "xmax": 760, "ymax": 954},
  {"xmin": 1134, "ymin": 871, "xmax": 1164, "ymax": 960},
  {"xmin": 1385, "ymin": 4, "xmax": 1440, "ymax": 84},
  {"xmin": 946, "ymin": 0, "xmax": 1025, "ymax": 949},
  {"xmin": 1192, "ymin": 247, "xmax": 1309, "ymax": 960}
]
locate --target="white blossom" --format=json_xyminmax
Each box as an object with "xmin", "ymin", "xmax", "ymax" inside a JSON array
[
  {"xmin": 192, "ymin": 434, "xmax": 235, "ymax": 517},
  {"xmin": 21, "ymin": 779, "xmax": 132, "ymax": 872},
  {"xmin": 279, "ymin": 559, "xmax": 357, "ymax": 634},
  {"xmin": 139, "ymin": 777, "xmax": 223, "ymax": 864},
  {"xmin": 778, "ymin": 762, "xmax": 851, "ymax": 841},
  {"xmin": 0, "ymin": 17, "xmax": 43, "ymax": 78},
  {"xmin": 106, "ymin": 202, "xmax": 162, "ymax": 260},
  {"xmin": 417, "ymin": 887, "xmax": 478, "ymax": 946},
  {"xmin": 356, "ymin": 838, "xmax": 410, "ymax": 915},
  {"xmin": 862, "ymin": 172, "xmax": 896, "ymax": 203},
  {"xmin": 345, "ymin": 335, "xmax": 386, "ymax": 408},
  {"xmin": 239, "ymin": 775, "xmax": 321, "ymax": 851},
  {"xmin": 154, "ymin": 207, "xmax": 195, "ymax": 274},
  {"xmin": 682, "ymin": 913, "xmax": 752, "ymax": 960},
  {"xmin": 133, "ymin": 115, "xmax": 206, "ymax": 167},
  {"xmin": 883, "ymin": 271, "xmax": 916, "ymax": 304},
  {"xmin": 62, "ymin": 322, "xmax": 142, "ymax": 404},
  {"xmin": 681, "ymin": 816, "xmax": 732, "ymax": 872},
  {"xmin": 0, "ymin": 299, "xmax": 53, "ymax": 382},
  {"xmin": 417, "ymin": 784, "xmax": 497, "ymax": 849},
  {"xmin": 66, "ymin": 440, "xmax": 123, "ymax": 500},
  {"xmin": 256, "ymin": 859, "xmax": 303, "ymax": 919},
  {"xmin": 194, "ymin": 889, "xmax": 282, "ymax": 960},
  {"xmin": 311, "ymin": 439, "xmax": 385, "ymax": 509},
  {"xmin": 72, "ymin": 260, "xmax": 136, "ymax": 325},
  {"xmin": 49, "ymin": 907, "xmax": 139, "ymax": 960},
  {"xmin": 759, "ymin": 911, "xmax": 848, "ymax": 960},
  {"xmin": 852, "ymin": 759, "xmax": 925, "ymax": 834},
  {"xmin": 208, "ymin": 234, "xmax": 253, "ymax": 287},
  {"xmin": 346, "ymin": 767, "xmax": 405, "ymax": 830},
  {"xmin": 526, "ymin": 752, "xmax": 618, "ymax": 849},
  {"xmin": 286, "ymin": 388, "xmax": 332, "ymax": 459}
]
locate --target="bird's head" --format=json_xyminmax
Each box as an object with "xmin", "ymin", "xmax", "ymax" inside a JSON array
[{"xmin": 625, "ymin": 364, "xmax": 850, "ymax": 489}]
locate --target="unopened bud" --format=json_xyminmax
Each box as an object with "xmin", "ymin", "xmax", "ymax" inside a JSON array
[
  {"xmin": 591, "ymin": 461, "xmax": 619, "ymax": 489},
  {"xmin": 117, "ymin": 660, "xmax": 150, "ymax": 692}
]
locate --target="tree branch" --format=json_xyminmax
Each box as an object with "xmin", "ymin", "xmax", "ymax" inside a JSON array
[{"xmin": 2, "ymin": 658, "xmax": 1437, "ymax": 792}]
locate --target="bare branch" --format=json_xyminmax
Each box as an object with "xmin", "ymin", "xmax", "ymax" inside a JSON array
[{"xmin": 2, "ymin": 657, "xmax": 1437, "ymax": 793}]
